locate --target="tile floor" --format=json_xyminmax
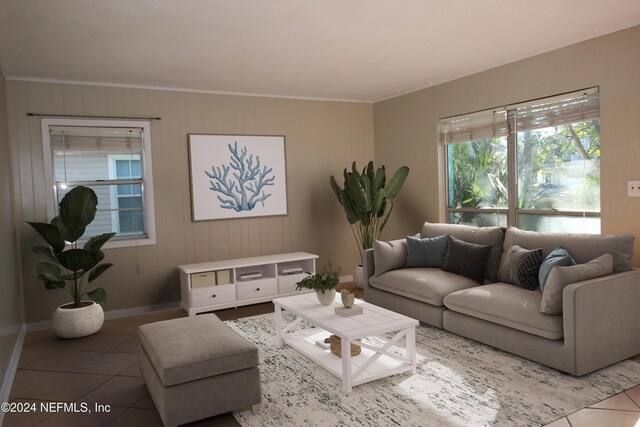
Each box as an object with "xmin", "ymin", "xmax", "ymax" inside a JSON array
[{"xmin": 6, "ymin": 285, "xmax": 640, "ymax": 427}]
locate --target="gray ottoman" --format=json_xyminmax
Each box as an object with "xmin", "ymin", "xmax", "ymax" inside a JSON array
[{"xmin": 138, "ymin": 314, "xmax": 261, "ymax": 427}]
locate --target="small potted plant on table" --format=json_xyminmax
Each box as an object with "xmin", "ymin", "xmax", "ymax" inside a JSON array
[{"xmin": 295, "ymin": 268, "xmax": 340, "ymax": 306}]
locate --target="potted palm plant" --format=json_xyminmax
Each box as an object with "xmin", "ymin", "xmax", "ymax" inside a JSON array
[
  {"xmin": 27, "ymin": 186, "xmax": 116, "ymax": 338},
  {"xmin": 330, "ymin": 161, "xmax": 409, "ymax": 288},
  {"xmin": 296, "ymin": 268, "xmax": 340, "ymax": 305}
]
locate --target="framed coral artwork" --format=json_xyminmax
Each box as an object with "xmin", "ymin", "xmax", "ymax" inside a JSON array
[{"xmin": 188, "ymin": 134, "xmax": 288, "ymax": 221}]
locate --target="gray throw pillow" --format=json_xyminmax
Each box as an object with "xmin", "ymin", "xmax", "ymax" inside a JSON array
[
  {"xmin": 540, "ymin": 253, "xmax": 613, "ymax": 315},
  {"xmin": 538, "ymin": 246, "xmax": 575, "ymax": 292},
  {"xmin": 373, "ymin": 238, "xmax": 408, "ymax": 276},
  {"xmin": 441, "ymin": 236, "xmax": 492, "ymax": 284},
  {"xmin": 499, "ymin": 244, "xmax": 544, "ymax": 290},
  {"xmin": 405, "ymin": 234, "xmax": 449, "ymax": 268}
]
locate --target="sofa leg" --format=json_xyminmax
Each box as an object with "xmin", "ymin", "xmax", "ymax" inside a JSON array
[{"xmin": 250, "ymin": 403, "xmax": 262, "ymax": 414}]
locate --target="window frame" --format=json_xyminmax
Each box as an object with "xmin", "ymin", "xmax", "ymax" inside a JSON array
[
  {"xmin": 41, "ymin": 118, "xmax": 156, "ymax": 249},
  {"xmin": 439, "ymin": 89, "xmax": 600, "ymax": 232},
  {"xmin": 107, "ymin": 154, "xmax": 144, "ymax": 236}
]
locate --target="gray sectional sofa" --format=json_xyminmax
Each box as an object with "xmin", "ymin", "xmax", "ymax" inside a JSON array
[{"xmin": 363, "ymin": 222, "xmax": 640, "ymax": 376}]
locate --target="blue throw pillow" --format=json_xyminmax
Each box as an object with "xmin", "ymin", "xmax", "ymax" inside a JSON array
[
  {"xmin": 405, "ymin": 234, "xmax": 449, "ymax": 268},
  {"xmin": 539, "ymin": 246, "xmax": 576, "ymax": 291}
]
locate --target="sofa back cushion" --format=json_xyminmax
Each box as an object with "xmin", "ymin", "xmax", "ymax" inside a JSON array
[
  {"xmin": 500, "ymin": 227, "xmax": 634, "ymax": 274},
  {"xmin": 421, "ymin": 222, "xmax": 505, "ymax": 282}
]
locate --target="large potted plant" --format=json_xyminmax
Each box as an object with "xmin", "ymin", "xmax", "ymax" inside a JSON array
[
  {"xmin": 27, "ymin": 186, "xmax": 116, "ymax": 338},
  {"xmin": 295, "ymin": 268, "xmax": 340, "ymax": 306},
  {"xmin": 330, "ymin": 161, "xmax": 409, "ymax": 288}
]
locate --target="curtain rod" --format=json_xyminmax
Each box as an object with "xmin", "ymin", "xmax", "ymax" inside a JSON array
[{"xmin": 27, "ymin": 113, "xmax": 161, "ymax": 121}]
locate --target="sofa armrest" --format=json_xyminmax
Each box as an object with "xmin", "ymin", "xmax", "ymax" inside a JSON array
[
  {"xmin": 362, "ymin": 249, "xmax": 375, "ymax": 297},
  {"xmin": 562, "ymin": 269, "xmax": 640, "ymax": 375}
]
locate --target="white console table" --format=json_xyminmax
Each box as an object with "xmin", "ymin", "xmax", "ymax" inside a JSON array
[{"xmin": 179, "ymin": 252, "xmax": 318, "ymax": 316}]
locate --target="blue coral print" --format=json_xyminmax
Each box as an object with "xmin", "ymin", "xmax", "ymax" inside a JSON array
[{"xmin": 204, "ymin": 141, "xmax": 275, "ymax": 211}]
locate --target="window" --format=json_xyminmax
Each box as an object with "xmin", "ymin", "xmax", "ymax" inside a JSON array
[
  {"xmin": 41, "ymin": 119, "xmax": 156, "ymax": 248},
  {"xmin": 440, "ymin": 88, "xmax": 600, "ymax": 233}
]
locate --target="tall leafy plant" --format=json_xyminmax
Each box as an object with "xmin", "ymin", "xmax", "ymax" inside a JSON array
[
  {"xmin": 330, "ymin": 161, "xmax": 409, "ymax": 261},
  {"xmin": 27, "ymin": 186, "xmax": 116, "ymax": 308}
]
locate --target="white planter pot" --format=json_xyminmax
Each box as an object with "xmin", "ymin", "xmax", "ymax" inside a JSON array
[
  {"xmin": 353, "ymin": 265, "xmax": 364, "ymax": 289},
  {"xmin": 51, "ymin": 301, "xmax": 104, "ymax": 339},
  {"xmin": 316, "ymin": 288, "xmax": 337, "ymax": 306}
]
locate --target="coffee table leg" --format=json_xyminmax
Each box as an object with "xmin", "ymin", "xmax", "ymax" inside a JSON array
[
  {"xmin": 406, "ymin": 326, "xmax": 416, "ymax": 373},
  {"xmin": 275, "ymin": 304, "xmax": 283, "ymax": 347},
  {"xmin": 341, "ymin": 338, "xmax": 352, "ymax": 393}
]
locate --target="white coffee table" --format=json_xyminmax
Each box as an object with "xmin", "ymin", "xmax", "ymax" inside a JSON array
[{"xmin": 273, "ymin": 292, "xmax": 419, "ymax": 392}]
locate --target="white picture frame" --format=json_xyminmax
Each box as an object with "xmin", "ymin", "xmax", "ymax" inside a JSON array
[{"xmin": 188, "ymin": 134, "xmax": 288, "ymax": 221}]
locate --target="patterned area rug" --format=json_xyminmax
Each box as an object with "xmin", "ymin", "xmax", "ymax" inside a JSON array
[{"xmin": 226, "ymin": 313, "xmax": 640, "ymax": 427}]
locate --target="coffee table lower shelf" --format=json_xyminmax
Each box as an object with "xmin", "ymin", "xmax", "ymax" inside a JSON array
[{"xmin": 282, "ymin": 328, "xmax": 415, "ymax": 392}]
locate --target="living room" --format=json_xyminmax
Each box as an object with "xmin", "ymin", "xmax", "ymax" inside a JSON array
[{"xmin": 2, "ymin": 2, "xmax": 640, "ymax": 426}]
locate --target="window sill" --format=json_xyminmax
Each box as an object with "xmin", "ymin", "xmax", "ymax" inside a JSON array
[{"xmin": 102, "ymin": 237, "xmax": 156, "ymax": 250}]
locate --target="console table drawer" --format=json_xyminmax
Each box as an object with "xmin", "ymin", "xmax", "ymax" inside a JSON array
[
  {"xmin": 190, "ymin": 284, "xmax": 236, "ymax": 307},
  {"xmin": 237, "ymin": 279, "xmax": 277, "ymax": 300}
]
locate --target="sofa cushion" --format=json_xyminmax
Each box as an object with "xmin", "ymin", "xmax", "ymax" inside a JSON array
[
  {"xmin": 538, "ymin": 246, "xmax": 575, "ymax": 291},
  {"xmin": 405, "ymin": 234, "xmax": 448, "ymax": 268},
  {"xmin": 138, "ymin": 314, "xmax": 259, "ymax": 387},
  {"xmin": 373, "ymin": 238, "xmax": 408, "ymax": 276},
  {"xmin": 443, "ymin": 283, "xmax": 564, "ymax": 340},
  {"xmin": 422, "ymin": 222, "xmax": 504, "ymax": 282},
  {"xmin": 369, "ymin": 268, "xmax": 479, "ymax": 307},
  {"xmin": 540, "ymin": 253, "xmax": 614, "ymax": 315},
  {"xmin": 442, "ymin": 236, "xmax": 492, "ymax": 284},
  {"xmin": 499, "ymin": 244, "xmax": 544, "ymax": 290},
  {"xmin": 501, "ymin": 227, "xmax": 633, "ymax": 274}
]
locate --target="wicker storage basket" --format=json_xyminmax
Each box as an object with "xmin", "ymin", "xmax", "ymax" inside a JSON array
[{"xmin": 329, "ymin": 335, "xmax": 361, "ymax": 357}]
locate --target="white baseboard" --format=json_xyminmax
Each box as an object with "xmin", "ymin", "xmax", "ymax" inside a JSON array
[
  {"xmin": 26, "ymin": 301, "xmax": 181, "ymax": 331},
  {"xmin": 0, "ymin": 323, "xmax": 26, "ymax": 426}
]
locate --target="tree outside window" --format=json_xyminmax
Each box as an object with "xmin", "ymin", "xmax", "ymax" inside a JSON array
[{"xmin": 442, "ymin": 89, "xmax": 600, "ymax": 233}]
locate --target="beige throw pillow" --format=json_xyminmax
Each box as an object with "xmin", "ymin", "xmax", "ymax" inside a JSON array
[
  {"xmin": 540, "ymin": 254, "xmax": 613, "ymax": 315},
  {"xmin": 373, "ymin": 238, "xmax": 408, "ymax": 276}
]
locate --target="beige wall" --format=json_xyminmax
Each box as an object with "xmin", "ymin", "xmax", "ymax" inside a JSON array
[
  {"xmin": 374, "ymin": 25, "xmax": 640, "ymax": 266},
  {"xmin": 6, "ymin": 82, "xmax": 373, "ymax": 322},
  {"xmin": 0, "ymin": 74, "xmax": 25, "ymax": 395}
]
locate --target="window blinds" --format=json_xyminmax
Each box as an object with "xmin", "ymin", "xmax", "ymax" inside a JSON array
[
  {"xmin": 50, "ymin": 126, "xmax": 143, "ymax": 152},
  {"xmin": 439, "ymin": 109, "xmax": 508, "ymax": 145},
  {"xmin": 439, "ymin": 88, "xmax": 599, "ymax": 144},
  {"xmin": 508, "ymin": 88, "xmax": 599, "ymax": 132}
]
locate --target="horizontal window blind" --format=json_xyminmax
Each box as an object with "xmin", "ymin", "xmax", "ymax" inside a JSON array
[
  {"xmin": 439, "ymin": 109, "xmax": 508, "ymax": 145},
  {"xmin": 50, "ymin": 126, "xmax": 143, "ymax": 152},
  {"xmin": 508, "ymin": 88, "xmax": 599, "ymax": 132},
  {"xmin": 439, "ymin": 88, "xmax": 599, "ymax": 144}
]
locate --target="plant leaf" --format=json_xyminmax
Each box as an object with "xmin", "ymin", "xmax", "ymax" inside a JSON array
[
  {"xmin": 58, "ymin": 186, "xmax": 98, "ymax": 242},
  {"xmin": 338, "ymin": 190, "xmax": 358, "ymax": 224},
  {"xmin": 33, "ymin": 245, "xmax": 58, "ymax": 263},
  {"xmin": 87, "ymin": 287, "xmax": 107, "ymax": 304},
  {"xmin": 26, "ymin": 222, "xmax": 65, "ymax": 252},
  {"xmin": 57, "ymin": 249, "xmax": 100, "ymax": 272},
  {"xmin": 84, "ymin": 232, "xmax": 117, "ymax": 252},
  {"xmin": 33, "ymin": 262, "xmax": 65, "ymax": 289},
  {"xmin": 372, "ymin": 166, "xmax": 385, "ymax": 194},
  {"xmin": 88, "ymin": 263, "xmax": 113, "ymax": 283},
  {"xmin": 346, "ymin": 172, "xmax": 369, "ymax": 211},
  {"xmin": 385, "ymin": 166, "xmax": 410, "ymax": 199},
  {"xmin": 329, "ymin": 175, "xmax": 342, "ymax": 202}
]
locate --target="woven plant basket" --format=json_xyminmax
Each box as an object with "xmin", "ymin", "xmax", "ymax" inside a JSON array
[{"xmin": 330, "ymin": 335, "xmax": 361, "ymax": 357}]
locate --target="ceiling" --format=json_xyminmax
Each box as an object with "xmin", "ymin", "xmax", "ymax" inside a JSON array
[{"xmin": 1, "ymin": 1, "xmax": 640, "ymax": 103}]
